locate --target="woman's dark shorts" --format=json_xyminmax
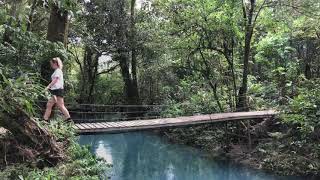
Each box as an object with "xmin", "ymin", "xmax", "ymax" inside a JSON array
[{"xmin": 49, "ymin": 89, "xmax": 64, "ymax": 97}]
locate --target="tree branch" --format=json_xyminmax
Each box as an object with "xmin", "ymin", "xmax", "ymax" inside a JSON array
[{"xmin": 97, "ymin": 64, "xmax": 119, "ymax": 75}]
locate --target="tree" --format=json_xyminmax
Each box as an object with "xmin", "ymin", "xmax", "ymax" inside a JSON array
[
  {"xmin": 149, "ymin": 0, "xmax": 241, "ymax": 111},
  {"xmin": 73, "ymin": 46, "xmax": 118, "ymax": 104},
  {"xmin": 115, "ymin": 0, "xmax": 140, "ymax": 105},
  {"xmin": 47, "ymin": 5, "xmax": 68, "ymax": 46},
  {"xmin": 27, "ymin": 0, "xmax": 38, "ymax": 31},
  {"xmin": 237, "ymin": 0, "xmax": 264, "ymax": 111},
  {"xmin": 46, "ymin": 0, "xmax": 77, "ymax": 46},
  {"xmin": 2, "ymin": 0, "xmax": 24, "ymax": 43},
  {"xmin": 130, "ymin": 0, "xmax": 139, "ymax": 104},
  {"xmin": 42, "ymin": 0, "xmax": 77, "ymax": 82},
  {"xmin": 70, "ymin": 0, "xmax": 119, "ymax": 104}
]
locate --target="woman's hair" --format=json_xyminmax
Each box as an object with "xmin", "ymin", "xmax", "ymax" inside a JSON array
[{"xmin": 51, "ymin": 57, "xmax": 63, "ymax": 69}]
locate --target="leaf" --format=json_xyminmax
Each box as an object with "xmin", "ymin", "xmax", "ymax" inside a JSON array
[{"xmin": 268, "ymin": 132, "xmax": 285, "ymax": 139}]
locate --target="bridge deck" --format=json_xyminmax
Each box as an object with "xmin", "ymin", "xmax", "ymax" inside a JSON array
[{"xmin": 74, "ymin": 110, "xmax": 276, "ymax": 134}]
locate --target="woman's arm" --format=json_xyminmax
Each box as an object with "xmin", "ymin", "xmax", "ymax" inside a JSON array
[{"xmin": 45, "ymin": 77, "xmax": 59, "ymax": 90}]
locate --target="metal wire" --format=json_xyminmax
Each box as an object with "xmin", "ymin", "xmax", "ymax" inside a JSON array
[
  {"xmin": 68, "ymin": 110, "xmax": 162, "ymax": 114},
  {"xmin": 72, "ymin": 115, "xmax": 162, "ymax": 122},
  {"xmin": 37, "ymin": 100, "xmax": 169, "ymax": 107},
  {"xmin": 43, "ymin": 98, "xmax": 274, "ymax": 123}
]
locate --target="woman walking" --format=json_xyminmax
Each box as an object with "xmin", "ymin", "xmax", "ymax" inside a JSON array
[{"xmin": 43, "ymin": 57, "xmax": 72, "ymax": 122}]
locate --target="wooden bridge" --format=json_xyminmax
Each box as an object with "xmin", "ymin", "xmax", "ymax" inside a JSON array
[{"xmin": 74, "ymin": 110, "xmax": 277, "ymax": 134}]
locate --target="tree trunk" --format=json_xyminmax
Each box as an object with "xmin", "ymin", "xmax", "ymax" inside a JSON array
[
  {"xmin": 304, "ymin": 40, "xmax": 314, "ymax": 79},
  {"xmin": 199, "ymin": 49, "xmax": 223, "ymax": 112},
  {"xmin": 78, "ymin": 47, "xmax": 99, "ymax": 104},
  {"xmin": 237, "ymin": 0, "xmax": 255, "ymax": 112},
  {"xmin": 223, "ymin": 39, "xmax": 237, "ymax": 111},
  {"xmin": 0, "ymin": 106, "xmax": 65, "ymax": 167},
  {"xmin": 47, "ymin": 5, "xmax": 69, "ymax": 47},
  {"xmin": 130, "ymin": 0, "xmax": 139, "ymax": 100},
  {"xmin": 27, "ymin": 0, "xmax": 38, "ymax": 31},
  {"xmin": 116, "ymin": 0, "xmax": 140, "ymax": 105},
  {"xmin": 118, "ymin": 52, "xmax": 140, "ymax": 105}
]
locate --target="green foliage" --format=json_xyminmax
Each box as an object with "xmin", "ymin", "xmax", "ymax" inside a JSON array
[
  {"xmin": 47, "ymin": 0, "xmax": 79, "ymax": 12},
  {"xmin": 254, "ymin": 138, "xmax": 320, "ymax": 175},
  {"xmin": 0, "ymin": 116, "xmax": 110, "ymax": 180},
  {"xmin": 0, "ymin": 142, "xmax": 110, "ymax": 180},
  {"xmin": 62, "ymin": 144, "xmax": 111, "ymax": 179},
  {"xmin": 93, "ymin": 74, "xmax": 124, "ymax": 104},
  {"xmin": 163, "ymin": 123, "xmax": 228, "ymax": 155},
  {"xmin": 0, "ymin": 27, "xmax": 69, "ymax": 74},
  {"xmin": 161, "ymin": 77, "xmax": 224, "ymax": 117},
  {"xmin": 0, "ymin": 3, "xmax": 11, "ymax": 26},
  {"xmin": 255, "ymin": 33, "xmax": 295, "ymax": 66},
  {"xmin": 281, "ymin": 79, "xmax": 320, "ymax": 134},
  {"xmin": 0, "ymin": 1, "xmax": 31, "ymax": 31},
  {"xmin": 47, "ymin": 117, "xmax": 76, "ymax": 141},
  {"xmin": 246, "ymin": 75, "xmax": 280, "ymax": 109},
  {"xmin": 143, "ymin": 0, "xmax": 244, "ymax": 111},
  {"xmin": 0, "ymin": 65, "xmax": 43, "ymax": 116}
]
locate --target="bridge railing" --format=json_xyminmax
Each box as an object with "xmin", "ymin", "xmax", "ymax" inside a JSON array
[
  {"xmin": 38, "ymin": 100, "xmax": 273, "ymax": 123},
  {"xmin": 64, "ymin": 103, "xmax": 170, "ymax": 123}
]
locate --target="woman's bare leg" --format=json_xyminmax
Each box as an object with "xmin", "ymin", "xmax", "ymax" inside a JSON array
[
  {"xmin": 56, "ymin": 97, "xmax": 71, "ymax": 120},
  {"xmin": 43, "ymin": 96, "xmax": 56, "ymax": 120}
]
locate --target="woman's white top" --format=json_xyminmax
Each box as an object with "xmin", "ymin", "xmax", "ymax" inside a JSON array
[{"xmin": 50, "ymin": 68, "xmax": 64, "ymax": 90}]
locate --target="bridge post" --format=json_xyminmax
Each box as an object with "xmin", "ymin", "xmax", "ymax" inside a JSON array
[
  {"xmin": 225, "ymin": 121, "xmax": 229, "ymax": 144},
  {"xmin": 247, "ymin": 119, "xmax": 252, "ymax": 150}
]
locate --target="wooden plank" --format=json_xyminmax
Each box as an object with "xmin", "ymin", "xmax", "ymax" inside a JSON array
[
  {"xmin": 84, "ymin": 123, "xmax": 97, "ymax": 129},
  {"xmin": 85, "ymin": 123, "xmax": 97, "ymax": 129},
  {"xmin": 108, "ymin": 122, "xmax": 123, "ymax": 127},
  {"xmin": 95, "ymin": 123, "xmax": 105, "ymax": 128},
  {"xmin": 101, "ymin": 122, "xmax": 114, "ymax": 128},
  {"xmin": 74, "ymin": 124, "xmax": 83, "ymax": 130},
  {"xmin": 75, "ymin": 110, "xmax": 277, "ymax": 134},
  {"xmin": 72, "ymin": 124, "xmax": 79, "ymax": 130},
  {"xmin": 127, "ymin": 120, "xmax": 147, "ymax": 127},
  {"xmin": 79, "ymin": 123, "xmax": 91, "ymax": 129},
  {"xmin": 123, "ymin": 121, "xmax": 140, "ymax": 126},
  {"xmin": 115, "ymin": 121, "xmax": 127, "ymax": 127},
  {"xmin": 90, "ymin": 123, "xmax": 102, "ymax": 129},
  {"xmin": 95, "ymin": 122, "xmax": 107, "ymax": 128}
]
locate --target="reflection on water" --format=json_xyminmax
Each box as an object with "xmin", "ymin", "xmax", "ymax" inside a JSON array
[{"xmin": 78, "ymin": 132, "xmax": 305, "ymax": 180}]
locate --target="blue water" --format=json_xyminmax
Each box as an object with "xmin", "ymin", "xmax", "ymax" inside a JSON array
[{"xmin": 78, "ymin": 132, "xmax": 305, "ymax": 180}]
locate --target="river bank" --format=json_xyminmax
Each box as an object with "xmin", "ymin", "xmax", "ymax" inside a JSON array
[
  {"xmin": 156, "ymin": 120, "xmax": 320, "ymax": 177},
  {"xmin": 0, "ymin": 119, "xmax": 109, "ymax": 179}
]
